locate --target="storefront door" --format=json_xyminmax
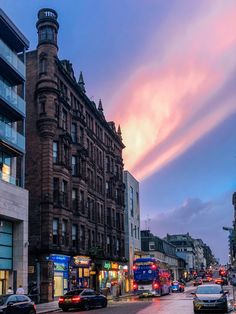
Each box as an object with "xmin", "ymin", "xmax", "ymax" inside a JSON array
[{"xmin": 54, "ymin": 272, "xmax": 63, "ymax": 297}]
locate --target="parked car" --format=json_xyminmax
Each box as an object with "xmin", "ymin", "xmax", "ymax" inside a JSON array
[
  {"xmin": 58, "ymin": 288, "xmax": 107, "ymax": 311},
  {"xmin": 0, "ymin": 294, "xmax": 36, "ymax": 314},
  {"xmin": 193, "ymin": 277, "xmax": 203, "ymax": 286},
  {"xmin": 171, "ymin": 281, "xmax": 185, "ymax": 292},
  {"xmin": 192, "ymin": 284, "xmax": 228, "ymax": 313}
]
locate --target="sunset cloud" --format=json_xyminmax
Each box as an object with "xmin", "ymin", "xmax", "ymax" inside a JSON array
[{"xmin": 109, "ymin": 0, "xmax": 236, "ymax": 180}]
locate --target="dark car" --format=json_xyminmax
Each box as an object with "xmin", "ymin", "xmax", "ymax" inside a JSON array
[
  {"xmin": 192, "ymin": 284, "xmax": 228, "ymax": 313},
  {"xmin": 58, "ymin": 289, "xmax": 107, "ymax": 311},
  {"xmin": 193, "ymin": 277, "xmax": 203, "ymax": 286},
  {"xmin": 0, "ymin": 294, "xmax": 36, "ymax": 314},
  {"xmin": 215, "ymin": 277, "xmax": 228, "ymax": 285}
]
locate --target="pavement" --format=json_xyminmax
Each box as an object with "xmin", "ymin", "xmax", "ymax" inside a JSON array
[{"xmin": 36, "ymin": 293, "xmax": 134, "ymax": 313}]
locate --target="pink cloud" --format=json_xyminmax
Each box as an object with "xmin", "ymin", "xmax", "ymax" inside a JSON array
[{"xmin": 108, "ymin": 0, "xmax": 236, "ymax": 180}]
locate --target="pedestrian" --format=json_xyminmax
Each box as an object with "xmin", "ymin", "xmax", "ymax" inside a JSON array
[
  {"xmin": 7, "ymin": 287, "xmax": 13, "ymax": 294},
  {"xmin": 16, "ymin": 285, "xmax": 25, "ymax": 295}
]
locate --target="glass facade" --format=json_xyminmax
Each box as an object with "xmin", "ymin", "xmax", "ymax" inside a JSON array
[
  {"xmin": 0, "ymin": 220, "xmax": 13, "ymax": 270},
  {"xmin": 0, "ymin": 38, "xmax": 25, "ymax": 77}
]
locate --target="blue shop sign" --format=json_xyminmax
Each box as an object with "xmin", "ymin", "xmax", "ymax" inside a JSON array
[{"xmin": 49, "ymin": 254, "xmax": 70, "ymax": 263}]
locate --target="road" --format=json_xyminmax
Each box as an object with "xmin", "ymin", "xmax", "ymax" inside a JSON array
[{"xmin": 58, "ymin": 286, "xmax": 204, "ymax": 314}]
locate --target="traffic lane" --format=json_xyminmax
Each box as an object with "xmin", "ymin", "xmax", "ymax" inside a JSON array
[{"xmin": 59, "ymin": 290, "xmax": 195, "ymax": 314}]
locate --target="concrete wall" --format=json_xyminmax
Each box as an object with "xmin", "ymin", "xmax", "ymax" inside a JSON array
[{"xmin": 0, "ymin": 179, "xmax": 28, "ymax": 293}]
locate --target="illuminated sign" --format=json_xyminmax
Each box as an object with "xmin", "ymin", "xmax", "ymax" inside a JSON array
[
  {"xmin": 111, "ymin": 262, "xmax": 118, "ymax": 270},
  {"xmin": 103, "ymin": 261, "xmax": 111, "ymax": 270},
  {"xmin": 73, "ymin": 256, "xmax": 90, "ymax": 267}
]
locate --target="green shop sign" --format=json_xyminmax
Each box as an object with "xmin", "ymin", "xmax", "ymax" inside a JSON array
[{"xmin": 103, "ymin": 261, "xmax": 111, "ymax": 270}]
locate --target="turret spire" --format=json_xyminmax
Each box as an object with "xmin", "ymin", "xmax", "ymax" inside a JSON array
[
  {"xmin": 78, "ymin": 71, "xmax": 86, "ymax": 93},
  {"xmin": 117, "ymin": 125, "xmax": 122, "ymax": 139}
]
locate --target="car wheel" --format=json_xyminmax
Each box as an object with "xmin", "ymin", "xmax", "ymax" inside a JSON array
[
  {"xmin": 83, "ymin": 302, "xmax": 90, "ymax": 311},
  {"xmin": 29, "ymin": 310, "xmax": 36, "ymax": 314},
  {"xmin": 61, "ymin": 307, "xmax": 69, "ymax": 312}
]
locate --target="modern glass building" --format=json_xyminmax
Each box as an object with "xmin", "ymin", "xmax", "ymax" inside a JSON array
[{"xmin": 0, "ymin": 9, "xmax": 29, "ymax": 294}]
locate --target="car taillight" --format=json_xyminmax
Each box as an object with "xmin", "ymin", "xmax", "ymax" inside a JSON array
[
  {"xmin": 72, "ymin": 296, "xmax": 81, "ymax": 302},
  {"xmin": 133, "ymin": 265, "xmax": 137, "ymax": 270},
  {"xmin": 133, "ymin": 283, "xmax": 138, "ymax": 290},
  {"xmin": 151, "ymin": 265, "xmax": 157, "ymax": 270},
  {"xmin": 58, "ymin": 297, "xmax": 64, "ymax": 302}
]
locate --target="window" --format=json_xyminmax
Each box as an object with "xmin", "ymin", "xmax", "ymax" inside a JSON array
[
  {"xmin": 149, "ymin": 241, "xmax": 155, "ymax": 251},
  {"xmin": 131, "ymin": 223, "xmax": 133, "ymax": 237},
  {"xmin": 80, "ymin": 225, "xmax": 85, "ymax": 249},
  {"xmin": 72, "ymin": 224, "xmax": 78, "ymax": 247},
  {"xmin": 40, "ymin": 27, "xmax": 54, "ymax": 41},
  {"xmin": 137, "ymin": 227, "xmax": 140, "ymax": 239},
  {"xmin": 61, "ymin": 180, "xmax": 68, "ymax": 206},
  {"xmin": 62, "ymin": 220, "xmax": 67, "ymax": 245},
  {"xmin": 72, "ymin": 156, "xmax": 78, "ymax": 176},
  {"xmin": 79, "ymin": 190, "xmax": 85, "ymax": 213},
  {"xmin": 71, "ymin": 123, "xmax": 77, "ymax": 143},
  {"xmin": 53, "ymin": 178, "xmax": 59, "ymax": 204},
  {"xmin": 107, "ymin": 236, "xmax": 111, "ymax": 254},
  {"xmin": 79, "ymin": 127, "xmax": 84, "ymax": 144},
  {"xmin": 53, "ymin": 219, "xmax": 59, "ymax": 245},
  {"xmin": 72, "ymin": 188, "xmax": 78, "ymax": 211},
  {"xmin": 63, "ymin": 144, "xmax": 69, "ymax": 166},
  {"xmin": 39, "ymin": 57, "xmax": 47, "ymax": 74},
  {"xmin": 130, "ymin": 186, "xmax": 134, "ymax": 217},
  {"xmin": 53, "ymin": 142, "xmax": 58, "ymax": 163},
  {"xmin": 62, "ymin": 110, "xmax": 67, "ymax": 130},
  {"xmin": 107, "ymin": 207, "xmax": 111, "ymax": 225}
]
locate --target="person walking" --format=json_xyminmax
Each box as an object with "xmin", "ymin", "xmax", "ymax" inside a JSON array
[
  {"xmin": 16, "ymin": 285, "xmax": 25, "ymax": 295},
  {"xmin": 7, "ymin": 287, "xmax": 13, "ymax": 294}
]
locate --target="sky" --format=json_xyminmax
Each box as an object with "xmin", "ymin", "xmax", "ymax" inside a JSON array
[{"xmin": 1, "ymin": 0, "xmax": 236, "ymax": 264}]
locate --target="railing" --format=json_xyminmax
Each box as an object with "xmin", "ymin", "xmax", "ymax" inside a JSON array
[
  {"xmin": 0, "ymin": 39, "xmax": 25, "ymax": 77},
  {"xmin": 0, "ymin": 78, "xmax": 25, "ymax": 115},
  {"xmin": 0, "ymin": 121, "xmax": 25, "ymax": 152}
]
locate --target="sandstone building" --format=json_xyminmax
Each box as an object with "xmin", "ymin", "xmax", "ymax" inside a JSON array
[{"xmin": 26, "ymin": 8, "xmax": 126, "ymax": 302}]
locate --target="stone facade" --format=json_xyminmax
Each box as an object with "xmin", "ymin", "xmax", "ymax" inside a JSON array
[{"xmin": 25, "ymin": 8, "xmax": 126, "ymax": 302}]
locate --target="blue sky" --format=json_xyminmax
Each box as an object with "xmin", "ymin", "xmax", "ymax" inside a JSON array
[{"xmin": 1, "ymin": 0, "xmax": 236, "ymax": 263}]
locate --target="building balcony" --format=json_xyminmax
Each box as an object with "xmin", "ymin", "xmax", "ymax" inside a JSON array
[
  {"xmin": 0, "ymin": 121, "xmax": 25, "ymax": 153},
  {"xmin": 0, "ymin": 38, "xmax": 25, "ymax": 84},
  {"xmin": 0, "ymin": 79, "xmax": 25, "ymax": 119}
]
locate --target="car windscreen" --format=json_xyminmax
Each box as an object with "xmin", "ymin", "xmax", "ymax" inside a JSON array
[
  {"xmin": 0, "ymin": 295, "xmax": 8, "ymax": 305},
  {"xmin": 65, "ymin": 290, "xmax": 84, "ymax": 296},
  {"xmin": 196, "ymin": 286, "xmax": 222, "ymax": 294}
]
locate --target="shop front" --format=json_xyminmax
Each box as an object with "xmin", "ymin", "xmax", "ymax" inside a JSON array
[
  {"xmin": 49, "ymin": 254, "xmax": 70, "ymax": 298},
  {"xmin": 70, "ymin": 256, "xmax": 91, "ymax": 289},
  {"xmin": 99, "ymin": 261, "xmax": 128, "ymax": 294},
  {"xmin": 0, "ymin": 220, "xmax": 12, "ymax": 295}
]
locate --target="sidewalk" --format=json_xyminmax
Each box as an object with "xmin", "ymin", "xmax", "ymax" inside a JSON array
[{"xmin": 36, "ymin": 293, "xmax": 134, "ymax": 313}]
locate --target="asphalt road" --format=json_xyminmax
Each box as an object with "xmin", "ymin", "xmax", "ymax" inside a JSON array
[{"xmin": 59, "ymin": 286, "xmax": 201, "ymax": 314}]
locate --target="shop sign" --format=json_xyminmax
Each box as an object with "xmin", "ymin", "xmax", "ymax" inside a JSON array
[
  {"xmin": 90, "ymin": 271, "xmax": 96, "ymax": 275},
  {"xmin": 49, "ymin": 254, "xmax": 70, "ymax": 263},
  {"xmin": 103, "ymin": 261, "xmax": 111, "ymax": 270},
  {"xmin": 111, "ymin": 262, "xmax": 118, "ymax": 270},
  {"xmin": 73, "ymin": 256, "xmax": 90, "ymax": 267},
  {"xmin": 54, "ymin": 262, "xmax": 68, "ymax": 272}
]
